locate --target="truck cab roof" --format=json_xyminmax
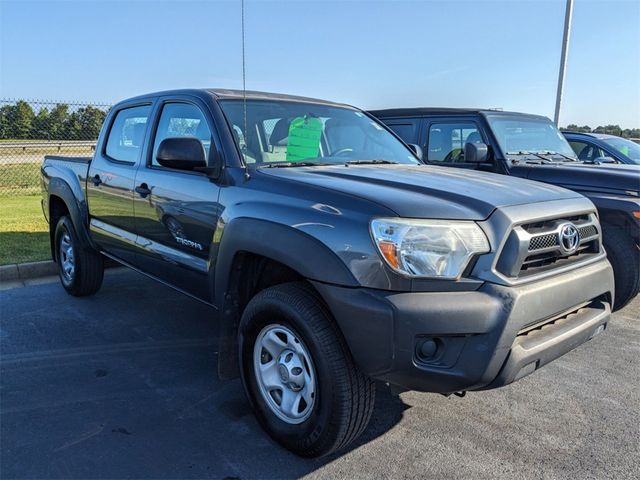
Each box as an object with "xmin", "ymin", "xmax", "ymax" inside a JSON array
[
  {"xmin": 369, "ymin": 107, "xmax": 550, "ymax": 122},
  {"xmin": 118, "ymin": 88, "xmax": 351, "ymax": 109}
]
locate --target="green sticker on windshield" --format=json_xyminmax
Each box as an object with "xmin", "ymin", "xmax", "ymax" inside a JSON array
[{"xmin": 286, "ymin": 116, "xmax": 322, "ymax": 162}]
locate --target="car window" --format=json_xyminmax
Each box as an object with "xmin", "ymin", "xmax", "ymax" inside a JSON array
[
  {"xmin": 602, "ymin": 137, "xmax": 640, "ymax": 163},
  {"xmin": 568, "ymin": 140, "xmax": 606, "ymax": 161},
  {"xmin": 152, "ymin": 103, "xmax": 212, "ymax": 167},
  {"xmin": 105, "ymin": 105, "xmax": 151, "ymax": 163},
  {"xmin": 386, "ymin": 122, "xmax": 418, "ymax": 143},
  {"xmin": 426, "ymin": 123, "xmax": 481, "ymax": 162}
]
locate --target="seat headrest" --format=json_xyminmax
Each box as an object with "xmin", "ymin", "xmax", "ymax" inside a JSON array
[
  {"xmin": 131, "ymin": 122, "xmax": 146, "ymax": 147},
  {"xmin": 429, "ymin": 130, "xmax": 444, "ymax": 150},
  {"xmin": 269, "ymin": 118, "xmax": 291, "ymax": 146},
  {"xmin": 195, "ymin": 120, "xmax": 210, "ymax": 140},
  {"xmin": 465, "ymin": 131, "xmax": 482, "ymax": 144}
]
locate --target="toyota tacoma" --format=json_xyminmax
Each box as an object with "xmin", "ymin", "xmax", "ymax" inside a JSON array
[{"xmin": 42, "ymin": 89, "xmax": 614, "ymax": 457}]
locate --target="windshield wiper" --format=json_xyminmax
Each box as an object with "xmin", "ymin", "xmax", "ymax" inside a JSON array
[
  {"xmin": 344, "ymin": 159, "xmax": 399, "ymax": 165},
  {"xmin": 506, "ymin": 151, "xmax": 553, "ymax": 163},
  {"xmin": 538, "ymin": 150, "xmax": 577, "ymax": 162},
  {"xmin": 258, "ymin": 161, "xmax": 330, "ymax": 169}
]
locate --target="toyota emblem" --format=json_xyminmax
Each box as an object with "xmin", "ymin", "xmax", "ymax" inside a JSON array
[{"xmin": 559, "ymin": 223, "xmax": 580, "ymax": 253}]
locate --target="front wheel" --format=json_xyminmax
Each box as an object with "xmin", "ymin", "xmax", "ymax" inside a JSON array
[
  {"xmin": 239, "ymin": 282, "xmax": 375, "ymax": 457},
  {"xmin": 54, "ymin": 216, "xmax": 104, "ymax": 296},
  {"xmin": 602, "ymin": 224, "xmax": 640, "ymax": 311}
]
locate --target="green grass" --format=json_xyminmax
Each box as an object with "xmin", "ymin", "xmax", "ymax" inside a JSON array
[
  {"xmin": 0, "ymin": 163, "xmax": 42, "ymax": 196},
  {"xmin": 0, "ymin": 195, "xmax": 50, "ymax": 265}
]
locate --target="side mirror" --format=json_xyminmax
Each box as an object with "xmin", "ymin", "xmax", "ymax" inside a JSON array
[
  {"xmin": 464, "ymin": 142, "xmax": 488, "ymax": 163},
  {"xmin": 593, "ymin": 156, "xmax": 617, "ymax": 164},
  {"xmin": 156, "ymin": 137, "xmax": 207, "ymax": 171},
  {"xmin": 407, "ymin": 143, "xmax": 424, "ymax": 161}
]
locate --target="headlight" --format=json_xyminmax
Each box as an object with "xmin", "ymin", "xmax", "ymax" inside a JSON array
[{"xmin": 370, "ymin": 218, "xmax": 490, "ymax": 279}]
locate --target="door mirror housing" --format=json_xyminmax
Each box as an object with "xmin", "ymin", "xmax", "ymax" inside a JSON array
[
  {"xmin": 464, "ymin": 142, "xmax": 488, "ymax": 163},
  {"xmin": 407, "ymin": 143, "xmax": 424, "ymax": 161},
  {"xmin": 156, "ymin": 137, "xmax": 207, "ymax": 171}
]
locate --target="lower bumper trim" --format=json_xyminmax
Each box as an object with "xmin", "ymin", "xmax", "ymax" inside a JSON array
[{"xmin": 480, "ymin": 299, "xmax": 610, "ymax": 390}]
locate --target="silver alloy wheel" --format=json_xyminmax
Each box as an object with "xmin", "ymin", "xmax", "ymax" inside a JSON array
[
  {"xmin": 253, "ymin": 324, "xmax": 317, "ymax": 424},
  {"xmin": 59, "ymin": 232, "xmax": 75, "ymax": 282}
]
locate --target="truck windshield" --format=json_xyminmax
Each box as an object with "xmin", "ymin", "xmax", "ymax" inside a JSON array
[
  {"xmin": 219, "ymin": 100, "xmax": 419, "ymax": 167},
  {"xmin": 486, "ymin": 115, "xmax": 577, "ymax": 160},
  {"xmin": 601, "ymin": 137, "xmax": 640, "ymax": 164}
]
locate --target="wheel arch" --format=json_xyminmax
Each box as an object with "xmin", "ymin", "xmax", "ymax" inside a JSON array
[
  {"xmin": 213, "ymin": 218, "xmax": 359, "ymax": 380},
  {"xmin": 47, "ymin": 178, "xmax": 93, "ymax": 261}
]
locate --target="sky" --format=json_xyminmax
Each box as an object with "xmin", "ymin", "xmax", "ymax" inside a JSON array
[{"xmin": 0, "ymin": 0, "xmax": 638, "ymax": 128}]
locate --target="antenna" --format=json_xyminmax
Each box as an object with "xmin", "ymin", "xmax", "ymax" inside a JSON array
[{"xmin": 241, "ymin": 0, "xmax": 250, "ymax": 179}]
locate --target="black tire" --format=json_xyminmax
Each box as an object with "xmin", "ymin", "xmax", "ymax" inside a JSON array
[
  {"xmin": 239, "ymin": 282, "xmax": 375, "ymax": 457},
  {"xmin": 54, "ymin": 216, "xmax": 104, "ymax": 296},
  {"xmin": 602, "ymin": 224, "xmax": 640, "ymax": 311}
]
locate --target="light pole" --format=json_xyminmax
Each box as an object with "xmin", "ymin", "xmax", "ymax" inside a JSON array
[{"xmin": 554, "ymin": 0, "xmax": 574, "ymax": 126}]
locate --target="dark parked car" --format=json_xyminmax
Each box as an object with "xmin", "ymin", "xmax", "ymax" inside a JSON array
[
  {"xmin": 371, "ymin": 108, "xmax": 640, "ymax": 310},
  {"xmin": 563, "ymin": 131, "xmax": 640, "ymax": 165},
  {"xmin": 42, "ymin": 90, "xmax": 614, "ymax": 457}
]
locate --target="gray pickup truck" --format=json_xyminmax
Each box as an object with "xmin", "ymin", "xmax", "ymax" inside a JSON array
[{"xmin": 42, "ymin": 89, "xmax": 614, "ymax": 457}]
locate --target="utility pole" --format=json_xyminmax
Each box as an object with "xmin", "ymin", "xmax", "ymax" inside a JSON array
[{"xmin": 554, "ymin": 0, "xmax": 574, "ymax": 126}]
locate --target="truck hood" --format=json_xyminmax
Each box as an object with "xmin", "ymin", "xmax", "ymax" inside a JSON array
[
  {"xmin": 260, "ymin": 164, "xmax": 582, "ymax": 220},
  {"xmin": 510, "ymin": 162, "xmax": 640, "ymax": 195}
]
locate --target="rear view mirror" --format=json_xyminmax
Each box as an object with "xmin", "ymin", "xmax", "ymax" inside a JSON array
[
  {"xmin": 157, "ymin": 137, "xmax": 207, "ymax": 171},
  {"xmin": 407, "ymin": 143, "xmax": 424, "ymax": 161},
  {"xmin": 464, "ymin": 142, "xmax": 488, "ymax": 163}
]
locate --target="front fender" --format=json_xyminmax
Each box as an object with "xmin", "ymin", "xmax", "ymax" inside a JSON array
[
  {"xmin": 212, "ymin": 217, "xmax": 359, "ymax": 308},
  {"xmin": 585, "ymin": 192, "xmax": 640, "ymax": 240}
]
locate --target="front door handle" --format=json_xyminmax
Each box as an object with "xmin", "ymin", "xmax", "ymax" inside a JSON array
[
  {"xmin": 135, "ymin": 183, "xmax": 151, "ymax": 198},
  {"xmin": 91, "ymin": 174, "xmax": 102, "ymax": 186}
]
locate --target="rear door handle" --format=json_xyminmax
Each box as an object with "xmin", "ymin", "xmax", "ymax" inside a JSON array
[
  {"xmin": 91, "ymin": 174, "xmax": 102, "ymax": 186},
  {"xmin": 135, "ymin": 183, "xmax": 151, "ymax": 198}
]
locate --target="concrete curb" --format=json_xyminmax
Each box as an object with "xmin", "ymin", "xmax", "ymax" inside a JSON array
[{"xmin": 0, "ymin": 260, "xmax": 58, "ymax": 283}]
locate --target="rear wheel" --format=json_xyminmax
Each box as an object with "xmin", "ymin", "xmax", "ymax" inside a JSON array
[
  {"xmin": 602, "ymin": 224, "xmax": 639, "ymax": 311},
  {"xmin": 54, "ymin": 216, "xmax": 104, "ymax": 296},
  {"xmin": 239, "ymin": 282, "xmax": 375, "ymax": 457}
]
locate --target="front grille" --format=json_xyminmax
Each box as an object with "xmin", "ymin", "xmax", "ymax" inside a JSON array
[
  {"xmin": 528, "ymin": 233, "xmax": 558, "ymax": 251},
  {"xmin": 496, "ymin": 213, "xmax": 601, "ymax": 279},
  {"xmin": 578, "ymin": 225, "xmax": 598, "ymax": 239}
]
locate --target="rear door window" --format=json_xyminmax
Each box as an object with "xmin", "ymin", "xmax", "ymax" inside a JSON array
[{"xmin": 105, "ymin": 105, "xmax": 151, "ymax": 163}]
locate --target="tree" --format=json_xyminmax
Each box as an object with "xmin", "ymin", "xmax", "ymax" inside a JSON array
[
  {"xmin": 562, "ymin": 124, "xmax": 591, "ymax": 133},
  {"xmin": 0, "ymin": 105, "xmax": 11, "ymax": 139},
  {"xmin": 77, "ymin": 106, "xmax": 107, "ymax": 139},
  {"xmin": 593, "ymin": 124, "xmax": 623, "ymax": 136},
  {"xmin": 48, "ymin": 104, "xmax": 69, "ymax": 140},
  {"xmin": 32, "ymin": 107, "xmax": 51, "ymax": 139},
  {"xmin": 64, "ymin": 111, "xmax": 82, "ymax": 140},
  {"xmin": 5, "ymin": 101, "xmax": 35, "ymax": 139}
]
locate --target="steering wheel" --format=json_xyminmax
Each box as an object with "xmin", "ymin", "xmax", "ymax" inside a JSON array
[
  {"xmin": 443, "ymin": 148, "xmax": 463, "ymax": 163},
  {"xmin": 331, "ymin": 148, "xmax": 354, "ymax": 157}
]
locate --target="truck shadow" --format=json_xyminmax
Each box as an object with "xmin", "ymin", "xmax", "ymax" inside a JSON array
[{"xmin": 0, "ymin": 269, "xmax": 409, "ymax": 479}]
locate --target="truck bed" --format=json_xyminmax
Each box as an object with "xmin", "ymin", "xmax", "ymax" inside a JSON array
[{"xmin": 44, "ymin": 155, "xmax": 92, "ymax": 164}]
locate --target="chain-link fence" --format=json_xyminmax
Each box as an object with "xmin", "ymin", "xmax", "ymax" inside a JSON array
[{"xmin": 0, "ymin": 99, "xmax": 112, "ymax": 196}]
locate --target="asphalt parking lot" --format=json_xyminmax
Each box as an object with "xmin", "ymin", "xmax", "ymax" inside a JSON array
[{"xmin": 1, "ymin": 269, "xmax": 638, "ymax": 479}]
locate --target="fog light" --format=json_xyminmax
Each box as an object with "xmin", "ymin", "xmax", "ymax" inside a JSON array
[{"xmin": 418, "ymin": 338, "xmax": 438, "ymax": 360}]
